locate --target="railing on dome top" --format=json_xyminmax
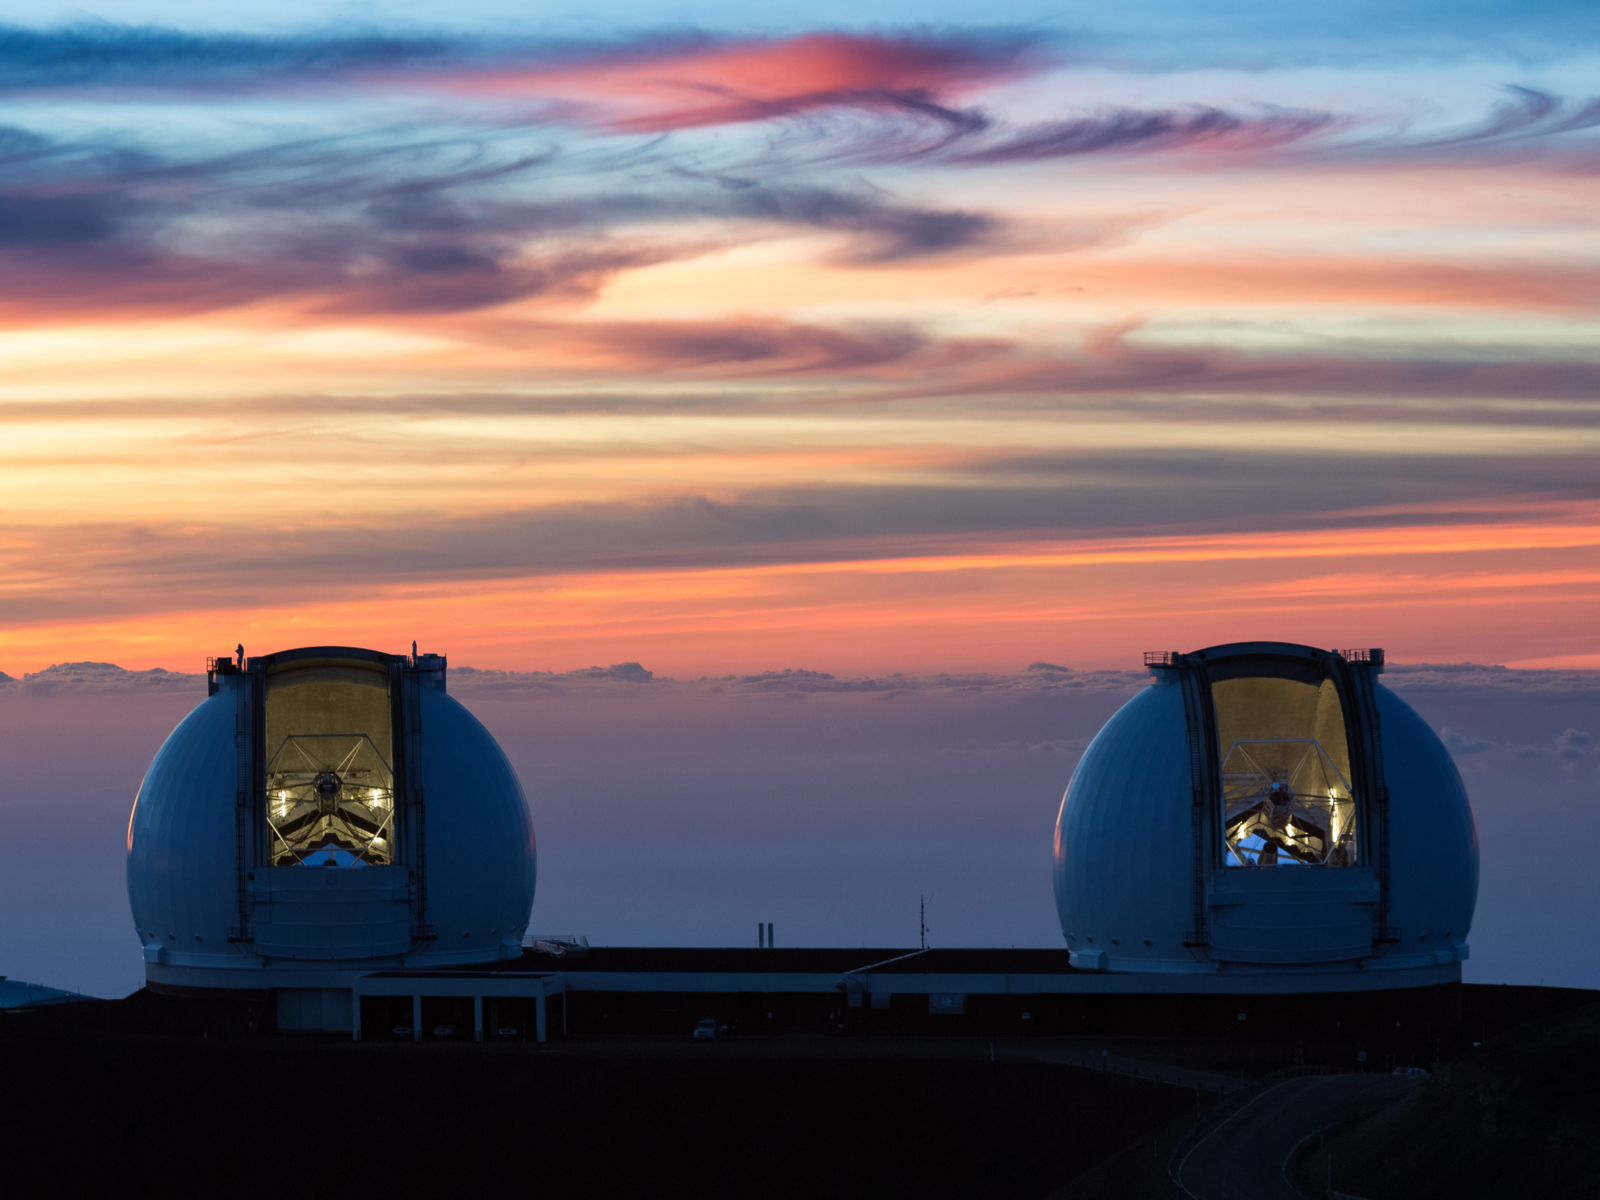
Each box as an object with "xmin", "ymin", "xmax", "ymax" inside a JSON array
[
  {"xmin": 1336, "ymin": 648, "xmax": 1384, "ymax": 664},
  {"xmin": 1144, "ymin": 651, "xmax": 1177, "ymax": 667}
]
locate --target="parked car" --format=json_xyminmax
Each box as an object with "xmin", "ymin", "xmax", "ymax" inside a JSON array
[
  {"xmin": 391, "ymin": 1024, "xmax": 414, "ymax": 1039},
  {"xmin": 495, "ymin": 1026, "xmax": 519, "ymax": 1039},
  {"xmin": 1392, "ymin": 1066, "xmax": 1431, "ymax": 1078},
  {"xmin": 692, "ymin": 1018, "xmax": 720, "ymax": 1041},
  {"xmin": 433, "ymin": 1024, "xmax": 456, "ymax": 1039}
]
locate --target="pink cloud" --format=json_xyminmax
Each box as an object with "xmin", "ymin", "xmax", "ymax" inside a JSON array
[{"xmin": 435, "ymin": 33, "xmax": 1032, "ymax": 131}]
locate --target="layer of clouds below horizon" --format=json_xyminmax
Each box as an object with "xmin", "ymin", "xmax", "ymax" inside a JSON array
[
  {"xmin": 1, "ymin": 659, "xmax": 1596, "ymax": 999},
  {"xmin": 10, "ymin": 657, "xmax": 1600, "ymax": 692}
]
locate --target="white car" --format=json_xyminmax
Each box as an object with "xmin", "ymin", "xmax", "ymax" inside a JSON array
[
  {"xmin": 692, "ymin": 1018, "xmax": 720, "ymax": 1041},
  {"xmin": 1392, "ymin": 1066, "xmax": 1431, "ymax": 1078}
]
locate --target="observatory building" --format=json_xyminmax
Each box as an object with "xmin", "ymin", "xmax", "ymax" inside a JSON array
[
  {"xmin": 127, "ymin": 647, "xmax": 536, "ymax": 1025},
  {"xmin": 1054, "ymin": 642, "xmax": 1478, "ymax": 988},
  {"xmin": 124, "ymin": 639, "xmax": 1475, "ymax": 1039}
]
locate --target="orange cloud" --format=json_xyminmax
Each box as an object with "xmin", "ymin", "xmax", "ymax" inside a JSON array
[{"xmin": 8, "ymin": 504, "xmax": 1599, "ymax": 677}]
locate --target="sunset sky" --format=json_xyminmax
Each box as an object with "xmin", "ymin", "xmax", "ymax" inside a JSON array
[
  {"xmin": 3, "ymin": 4, "xmax": 1599, "ymax": 998},
  {"xmin": 3, "ymin": 1, "xmax": 1599, "ymax": 675}
]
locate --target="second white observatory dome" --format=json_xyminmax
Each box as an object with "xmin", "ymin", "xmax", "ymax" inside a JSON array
[{"xmin": 1053, "ymin": 642, "xmax": 1477, "ymax": 984}]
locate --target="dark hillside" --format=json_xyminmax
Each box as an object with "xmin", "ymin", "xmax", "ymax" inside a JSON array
[
  {"xmin": 0, "ymin": 990, "xmax": 1190, "ymax": 1199},
  {"xmin": 1300, "ymin": 1000, "xmax": 1600, "ymax": 1199}
]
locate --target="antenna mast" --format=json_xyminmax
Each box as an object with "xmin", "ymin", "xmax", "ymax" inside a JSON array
[{"xmin": 919, "ymin": 895, "xmax": 927, "ymax": 950}]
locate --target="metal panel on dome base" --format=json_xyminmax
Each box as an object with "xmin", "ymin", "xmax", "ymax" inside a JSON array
[
  {"xmin": 251, "ymin": 866, "xmax": 414, "ymax": 959},
  {"xmin": 1207, "ymin": 868, "xmax": 1380, "ymax": 964}
]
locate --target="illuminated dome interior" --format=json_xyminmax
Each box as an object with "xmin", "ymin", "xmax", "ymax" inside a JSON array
[
  {"xmin": 263, "ymin": 659, "xmax": 396, "ymax": 866},
  {"xmin": 1214, "ymin": 675, "xmax": 1357, "ymax": 868}
]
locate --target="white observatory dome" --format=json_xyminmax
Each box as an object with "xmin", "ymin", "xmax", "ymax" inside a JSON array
[
  {"xmin": 1053, "ymin": 643, "xmax": 1477, "ymax": 985},
  {"xmin": 127, "ymin": 647, "xmax": 535, "ymax": 992}
]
